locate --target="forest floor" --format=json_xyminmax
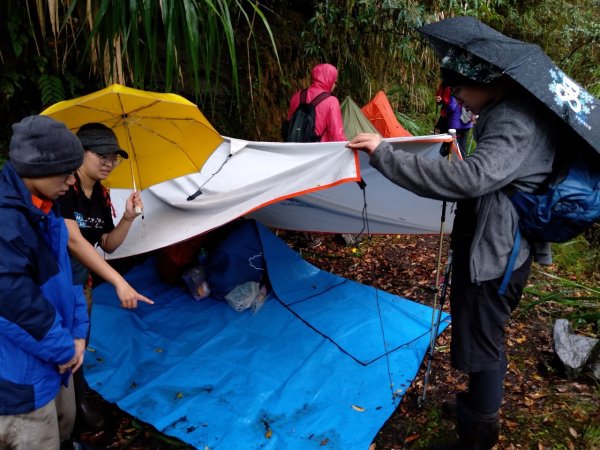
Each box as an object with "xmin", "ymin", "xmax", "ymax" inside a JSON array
[{"xmin": 80, "ymin": 233, "xmax": 599, "ymax": 450}]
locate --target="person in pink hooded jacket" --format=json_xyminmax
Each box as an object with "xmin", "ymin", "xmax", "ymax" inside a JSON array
[{"xmin": 287, "ymin": 63, "xmax": 347, "ymax": 142}]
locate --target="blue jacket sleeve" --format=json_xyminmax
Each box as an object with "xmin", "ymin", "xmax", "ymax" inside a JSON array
[
  {"xmin": 0, "ymin": 235, "xmax": 76, "ymax": 365},
  {"xmin": 71, "ymin": 284, "xmax": 90, "ymax": 340}
]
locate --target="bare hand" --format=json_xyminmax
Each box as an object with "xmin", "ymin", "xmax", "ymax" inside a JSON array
[
  {"xmin": 346, "ymin": 133, "xmax": 383, "ymax": 156},
  {"xmin": 57, "ymin": 338, "xmax": 86, "ymax": 374},
  {"xmin": 57, "ymin": 356, "xmax": 77, "ymax": 374},
  {"xmin": 72, "ymin": 338, "xmax": 86, "ymax": 373},
  {"xmin": 124, "ymin": 190, "xmax": 144, "ymax": 220},
  {"xmin": 116, "ymin": 279, "xmax": 154, "ymax": 309}
]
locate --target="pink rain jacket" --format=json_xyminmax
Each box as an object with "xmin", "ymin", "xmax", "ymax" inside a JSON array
[{"xmin": 287, "ymin": 64, "xmax": 347, "ymax": 142}]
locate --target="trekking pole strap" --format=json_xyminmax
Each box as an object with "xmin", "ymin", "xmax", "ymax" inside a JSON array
[{"xmin": 498, "ymin": 227, "xmax": 521, "ymax": 296}]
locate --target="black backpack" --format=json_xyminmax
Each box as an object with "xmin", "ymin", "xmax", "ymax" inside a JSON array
[{"xmin": 282, "ymin": 89, "xmax": 331, "ymax": 142}]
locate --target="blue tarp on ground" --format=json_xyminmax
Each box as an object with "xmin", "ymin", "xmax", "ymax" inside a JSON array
[{"xmin": 86, "ymin": 223, "xmax": 450, "ymax": 449}]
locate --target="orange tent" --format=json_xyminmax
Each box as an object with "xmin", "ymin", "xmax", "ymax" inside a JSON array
[{"xmin": 361, "ymin": 91, "xmax": 412, "ymax": 137}]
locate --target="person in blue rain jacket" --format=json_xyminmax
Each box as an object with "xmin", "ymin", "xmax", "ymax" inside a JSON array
[{"xmin": 0, "ymin": 115, "xmax": 89, "ymax": 449}]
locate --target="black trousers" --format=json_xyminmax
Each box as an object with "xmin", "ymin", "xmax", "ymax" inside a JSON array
[{"xmin": 449, "ymin": 234, "xmax": 532, "ymax": 413}]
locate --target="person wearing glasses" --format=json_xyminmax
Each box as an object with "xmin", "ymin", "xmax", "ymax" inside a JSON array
[
  {"xmin": 0, "ymin": 115, "xmax": 89, "ymax": 449},
  {"xmin": 58, "ymin": 122, "xmax": 153, "ymax": 432}
]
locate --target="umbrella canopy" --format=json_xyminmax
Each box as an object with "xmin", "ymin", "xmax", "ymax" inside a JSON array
[
  {"xmin": 42, "ymin": 84, "xmax": 223, "ymax": 189},
  {"xmin": 418, "ymin": 16, "xmax": 599, "ymax": 155}
]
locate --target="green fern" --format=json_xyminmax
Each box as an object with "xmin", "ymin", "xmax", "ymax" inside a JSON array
[{"xmin": 38, "ymin": 74, "xmax": 65, "ymax": 107}]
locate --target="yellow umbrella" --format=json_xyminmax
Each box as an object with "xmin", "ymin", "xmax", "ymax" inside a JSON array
[{"xmin": 41, "ymin": 84, "xmax": 223, "ymax": 190}]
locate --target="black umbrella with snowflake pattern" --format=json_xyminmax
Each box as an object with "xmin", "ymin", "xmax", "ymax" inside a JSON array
[{"xmin": 418, "ymin": 16, "xmax": 599, "ymax": 155}]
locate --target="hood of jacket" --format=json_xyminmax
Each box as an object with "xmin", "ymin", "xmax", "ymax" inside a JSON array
[{"xmin": 310, "ymin": 64, "xmax": 338, "ymax": 93}]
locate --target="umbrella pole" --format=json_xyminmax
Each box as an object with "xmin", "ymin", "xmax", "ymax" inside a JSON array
[{"xmin": 130, "ymin": 163, "xmax": 143, "ymax": 217}]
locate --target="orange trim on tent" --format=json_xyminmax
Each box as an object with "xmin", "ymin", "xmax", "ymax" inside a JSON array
[
  {"xmin": 386, "ymin": 135, "xmax": 452, "ymax": 144},
  {"xmin": 242, "ymin": 150, "xmax": 362, "ymax": 216},
  {"xmin": 449, "ymin": 141, "xmax": 464, "ymax": 160},
  {"xmin": 361, "ymin": 91, "xmax": 412, "ymax": 138}
]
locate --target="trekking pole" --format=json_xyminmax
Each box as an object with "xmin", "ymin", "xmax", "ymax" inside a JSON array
[
  {"xmin": 418, "ymin": 248, "xmax": 453, "ymax": 406},
  {"xmin": 418, "ymin": 129, "xmax": 456, "ymax": 406}
]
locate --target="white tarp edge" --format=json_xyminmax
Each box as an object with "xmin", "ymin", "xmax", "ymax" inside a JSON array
[
  {"xmin": 104, "ymin": 135, "xmax": 454, "ymax": 259},
  {"xmin": 251, "ymin": 137, "xmax": 455, "ymax": 235}
]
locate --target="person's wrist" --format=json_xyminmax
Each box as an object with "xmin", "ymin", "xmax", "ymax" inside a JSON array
[{"xmin": 122, "ymin": 212, "xmax": 136, "ymax": 222}]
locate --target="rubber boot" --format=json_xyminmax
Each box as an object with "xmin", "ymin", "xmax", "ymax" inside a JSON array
[
  {"xmin": 74, "ymin": 367, "xmax": 105, "ymax": 430},
  {"xmin": 60, "ymin": 438, "xmax": 74, "ymax": 450},
  {"xmin": 431, "ymin": 394, "xmax": 499, "ymax": 450},
  {"xmin": 441, "ymin": 391, "xmax": 470, "ymax": 421}
]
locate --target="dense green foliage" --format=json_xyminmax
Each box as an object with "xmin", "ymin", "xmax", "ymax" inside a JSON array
[
  {"xmin": 299, "ymin": 0, "xmax": 600, "ymax": 134},
  {"xmin": 2, "ymin": 1, "xmax": 598, "ymax": 144},
  {"xmin": 0, "ymin": 0, "xmax": 278, "ymax": 149}
]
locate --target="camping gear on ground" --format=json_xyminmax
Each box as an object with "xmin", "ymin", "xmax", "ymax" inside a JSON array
[
  {"xmin": 156, "ymin": 234, "xmax": 209, "ymax": 284},
  {"xmin": 84, "ymin": 222, "xmax": 450, "ymax": 449},
  {"xmin": 361, "ymin": 91, "xmax": 412, "ymax": 138},
  {"xmin": 205, "ymin": 219, "xmax": 266, "ymax": 307},
  {"xmin": 41, "ymin": 84, "xmax": 223, "ymax": 190},
  {"xmin": 418, "ymin": 16, "xmax": 600, "ymax": 156},
  {"xmin": 224, "ymin": 281, "xmax": 268, "ymax": 313},
  {"xmin": 181, "ymin": 265, "xmax": 211, "ymax": 300},
  {"xmin": 282, "ymin": 89, "xmax": 331, "ymax": 142},
  {"xmin": 341, "ymin": 96, "xmax": 379, "ymax": 139}
]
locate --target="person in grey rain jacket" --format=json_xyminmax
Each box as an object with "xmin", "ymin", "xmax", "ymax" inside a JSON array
[{"xmin": 347, "ymin": 48, "xmax": 558, "ymax": 449}]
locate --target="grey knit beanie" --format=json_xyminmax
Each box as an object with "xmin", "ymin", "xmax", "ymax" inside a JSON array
[{"xmin": 9, "ymin": 115, "xmax": 84, "ymax": 178}]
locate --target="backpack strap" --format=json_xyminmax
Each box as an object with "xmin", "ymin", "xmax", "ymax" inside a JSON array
[
  {"xmin": 498, "ymin": 226, "xmax": 521, "ymax": 296},
  {"xmin": 297, "ymin": 89, "xmax": 330, "ymax": 108},
  {"xmin": 310, "ymin": 91, "xmax": 332, "ymax": 141},
  {"xmin": 310, "ymin": 91, "xmax": 331, "ymax": 107},
  {"xmin": 299, "ymin": 89, "xmax": 308, "ymax": 105}
]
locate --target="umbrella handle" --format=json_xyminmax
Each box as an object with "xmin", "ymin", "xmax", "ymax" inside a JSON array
[
  {"xmin": 134, "ymin": 192, "xmax": 143, "ymax": 216},
  {"xmin": 131, "ymin": 176, "xmax": 144, "ymax": 216}
]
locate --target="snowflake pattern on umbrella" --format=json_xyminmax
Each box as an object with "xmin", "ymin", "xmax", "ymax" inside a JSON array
[{"xmin": 549, "ymin": 68, "xmax": 597, "ymax": 131}]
